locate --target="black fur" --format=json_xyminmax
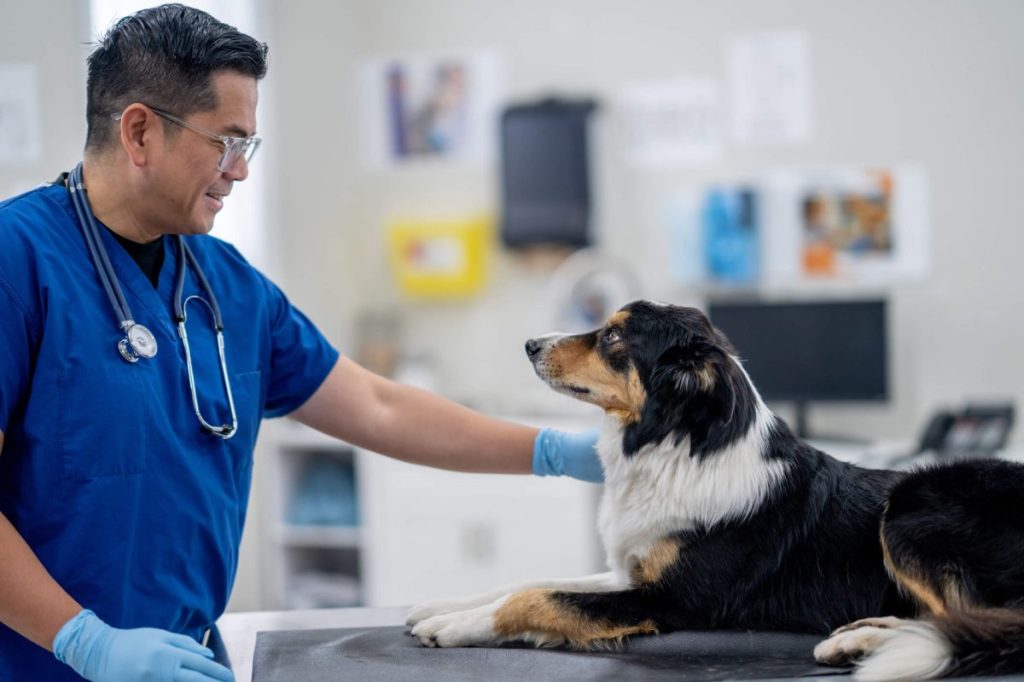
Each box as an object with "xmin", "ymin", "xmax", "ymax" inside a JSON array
[
  {"xmin": 560, "ymin": 417, "xmax": 910, "ymax": 634},
  {"xmin": 621, "ymin": 302, "xmax": 757, "ymax": 457},
  {"xmin": 537, "ymin": 301, "xmax": 1024, "ymax": 677}
]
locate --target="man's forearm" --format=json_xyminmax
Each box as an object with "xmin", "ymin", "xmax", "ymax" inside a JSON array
[
  {"xmin": 368, "ymin": 379, "xmax": 538, "ymax": 473},
  {"xmin": 0, "ymin": 510, "xmax": 83, "ymax": 651},
  {"xmin": 292, "ymin": 358, "xmax": 538, "ymax": 474}
]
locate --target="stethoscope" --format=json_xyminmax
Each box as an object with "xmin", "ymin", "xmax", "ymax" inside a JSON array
[{"xmin": 66, "ymin": 162, "xmax": 238, "ymax": 439}]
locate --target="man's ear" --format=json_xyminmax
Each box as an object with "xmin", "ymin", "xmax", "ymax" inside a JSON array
[{"xmin": 116, "ymin": 104, "xmax": 157, "ymax": 168}]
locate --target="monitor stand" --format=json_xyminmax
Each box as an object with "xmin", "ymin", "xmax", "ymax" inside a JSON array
[{"xmin": 791, "ymin": 401, "xmax": 870, "ymax": 445}]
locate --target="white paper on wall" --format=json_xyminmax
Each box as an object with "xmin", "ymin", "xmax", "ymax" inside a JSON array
[
  {"xmin": 728, "ymin": 30, "xmax": 812, "ymax": 146},
  {"xmin": 619, "ymin": 78, "xmax": 723, "ymax": 168},
  {"xmin": 0, "ymin": 64, "xmax": 42, "ymax": 165}
]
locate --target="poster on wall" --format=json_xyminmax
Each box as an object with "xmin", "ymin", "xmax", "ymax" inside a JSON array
[
  {"xmin": 761, "ymin": 165, "xmax": 930, "ymax": 284},
  {"xmin": 358, "ymin": 51, "xmax": 501, "ymax": 168},
  {"xmin": 0, "ymin": 64, "xmax": 42, "ymax": 165},
  {"xmin": 663, "ymin": 166, "xmax": 929, "ymax": 289},
  {"xmin": 619, "ymin": 78, "xmax": 723, "ymax": 168},
  {"xmin": 663, "ymin": 184, "xmax": 760, "ymax": 287},
  {"xmin": 728, "ymin": 30, "xmax": 812, "ymax": 146}
]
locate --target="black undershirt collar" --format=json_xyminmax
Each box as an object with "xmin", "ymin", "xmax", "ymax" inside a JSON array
[{"xmin": 55, "ymin": 171, "xmax": 165, "ymax": 288}]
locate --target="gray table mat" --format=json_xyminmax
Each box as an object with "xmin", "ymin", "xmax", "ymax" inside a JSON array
[{"xmin": 252, "ymin": 626, "xmax": 848, "ymax": 681}]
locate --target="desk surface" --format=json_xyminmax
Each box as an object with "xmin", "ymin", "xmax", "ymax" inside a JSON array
[{"xmin": 218, "ymin": 606, "xmax": 407, "ymax": 682}]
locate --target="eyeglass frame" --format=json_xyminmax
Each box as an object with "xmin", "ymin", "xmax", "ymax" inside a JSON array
[{"xmin": 111, "ymin": 105, "xmax": 262, "ymax": 172}]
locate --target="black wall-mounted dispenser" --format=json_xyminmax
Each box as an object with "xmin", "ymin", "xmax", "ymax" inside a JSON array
[{"xmin": 499, "ymin": 98, "xmax": 598, "ymax": 249}]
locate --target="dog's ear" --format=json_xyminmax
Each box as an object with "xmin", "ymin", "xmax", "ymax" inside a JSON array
[
  {"xmin": 622, "ymin": 336, "xmax": 737, "ymax": 456},
  {"xmin": 650, "ymin": 337, "xmax": 730, "ymax": 400}
]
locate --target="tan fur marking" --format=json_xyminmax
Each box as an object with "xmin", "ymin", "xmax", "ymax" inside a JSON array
[
  {"xmin": 941, "ymin": 572, "xmax": 971, "ymax": 611},
  {"xmin": 607, "ymin": 310, "xmax": 631, "ymax": 327},
  {"xmin": 629, "ymin": 538, "xmax": 681, "ymax": 586},
  {"xmin": 695, "ymin": 366, "xmax": 716, "ymax": 391},
  {"xmin": 881, "ymin": 533, "xmax": 947, "ymax": 615},
  {"xmin": 546, "ymin": 340, "xmax": 646, "ymax": 423},
  {"xmin": 494, "ymin": 589, "xmax": 658, "ymax": 648}
]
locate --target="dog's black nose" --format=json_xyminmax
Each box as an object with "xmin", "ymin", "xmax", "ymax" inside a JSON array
[{"xmin": 525, "ymin": 338, "xmax": 542, "ymax": 358}]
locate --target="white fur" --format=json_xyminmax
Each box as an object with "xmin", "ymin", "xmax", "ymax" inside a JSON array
[
  {"xmin": 406, "ymin": 572, "xmax": 623, "ymax": 627},
  {"xmin": 597, "ymin": 385, "xmax": 786, "ymax": 577},
  {"xmin": 411, "ymin": 595, "xmax": 509, "ymax": 647},
  {"xmin": 853, "ymin": 623, "xmax": 952, "ymax": 681}
]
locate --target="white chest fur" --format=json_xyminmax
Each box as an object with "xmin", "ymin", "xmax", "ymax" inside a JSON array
[{"xmin": 596, "ymin": 406, "xmax": 787, "ymax": 580}]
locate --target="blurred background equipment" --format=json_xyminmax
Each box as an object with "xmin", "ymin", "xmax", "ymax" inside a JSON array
[
  {"xmin": 499, "ymin": 97, "xmax": 598, "ymax": 249},
  {"xmin": 708, "ymin": 299, "xmax": 888, "ymax": 439},
  {"xmin": 913, "ymin": 403, "xmax": 1016, "ymax": 459},
  {"xmin": 544, "ymin": 248, "xmax": 642, "ymax": 333}
]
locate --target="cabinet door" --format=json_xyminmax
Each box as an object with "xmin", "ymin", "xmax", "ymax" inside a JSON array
[{"xmin": 357, "ymin": 449, "xmax": 601, "ymax": 607}]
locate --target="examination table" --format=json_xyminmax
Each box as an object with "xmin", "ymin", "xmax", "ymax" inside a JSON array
[{"xmin": 215, "ymin": 606, "xmax": 1024, "ymax": 681}]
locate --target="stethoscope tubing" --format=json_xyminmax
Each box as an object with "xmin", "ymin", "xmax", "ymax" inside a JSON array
[
  {"xmin": 65, "ymin": 162, "xmax": 237, "ymax": 439},
  {"xmin": 68, "ymin": 164, "xmax": 135, "ymax": 329},
  {"xmin": 69, "ymin": 162, "xmax": 226, "ymax": 332}
]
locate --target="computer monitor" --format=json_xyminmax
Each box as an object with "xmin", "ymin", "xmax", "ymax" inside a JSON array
[{"xmin": 707, "ymin": 299, "xmax": 888, "ymax": 439}]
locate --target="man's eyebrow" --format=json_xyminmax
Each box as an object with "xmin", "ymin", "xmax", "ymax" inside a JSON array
[{"xmin": 222, "ymin": 124, "xmax": 255, "ymax": 137}]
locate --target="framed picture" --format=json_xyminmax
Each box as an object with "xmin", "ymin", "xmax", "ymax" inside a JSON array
[
  {"xmin": 359, "ymin": 51, "xmax": 501, "ymax": 168},
  {"xmin": 761, "ymin": 165, "xmax": 929, "ymax": 285}
]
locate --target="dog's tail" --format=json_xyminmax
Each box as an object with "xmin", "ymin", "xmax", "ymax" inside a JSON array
[{"xmin": 855, "ymin": 608, "xmax": 1024, "ymax": 681}]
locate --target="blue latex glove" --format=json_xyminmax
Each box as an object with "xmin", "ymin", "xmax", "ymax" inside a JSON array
[
  {"xmin": 53, "ymin": 609, "xmax": 233, "ymax": 682},
  {"xmin": 532, "ymin": 428, "xmax": 604, "ymax": 483}
]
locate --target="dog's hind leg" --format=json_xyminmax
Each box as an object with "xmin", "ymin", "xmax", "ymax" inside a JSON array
[
  {"xmin": 817, "ymin": 461, "xmax": 1024, "ymax": 680},
  {"xmin": 411, "ymin": 587, "xmax": 662, "ymax": 649}
]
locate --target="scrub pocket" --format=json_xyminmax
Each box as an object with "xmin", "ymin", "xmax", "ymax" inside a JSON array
[{"xmin": 59, "ymin": 364, "xmax": 149, "ymax": 479}]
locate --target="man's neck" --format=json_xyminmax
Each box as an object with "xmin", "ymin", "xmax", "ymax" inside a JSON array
[{"xmin": 81, "ymin": 157, "xmax": 162, "ymax": 244}]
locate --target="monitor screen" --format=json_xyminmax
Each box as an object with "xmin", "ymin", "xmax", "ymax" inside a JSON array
[{"xmin": 707, "ymin": 299, "xmax": 888, "ymax": 402}]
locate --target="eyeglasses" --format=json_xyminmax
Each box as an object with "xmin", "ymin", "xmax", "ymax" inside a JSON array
[{"xmin": 111, "ymin": 106, "xmax": 262, "ymax": 172}]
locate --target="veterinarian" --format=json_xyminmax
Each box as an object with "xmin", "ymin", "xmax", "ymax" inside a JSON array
[{"xmin": 0, "ymin": 6, "xmax": 601, "ymax": 681}]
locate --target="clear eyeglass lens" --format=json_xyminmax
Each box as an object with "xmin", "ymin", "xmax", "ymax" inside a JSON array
[{"xmin": 218, "ymin": 137, "xmax": 260, "ymax": 172}]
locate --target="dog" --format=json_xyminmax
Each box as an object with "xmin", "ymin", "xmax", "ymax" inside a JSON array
[{"xmin": 406, "ymin": 300, "xmax": 1024, "ymax": 680}]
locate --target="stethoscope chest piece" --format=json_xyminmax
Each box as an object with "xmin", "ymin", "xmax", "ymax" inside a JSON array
[
  {"xmin": 67, "ymin": 162, "xmax": 238, "ymax": 439},
  {"xmin": 118, "ymin": 322, "xmax": 158, "ymax": 363}
]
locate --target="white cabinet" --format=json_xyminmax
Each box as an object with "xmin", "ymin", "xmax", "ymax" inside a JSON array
[
  {"xmin": 263, "ymin": 417, "xmax": 602, "ymax": 609},
  {"xmin": 263, "ymin": 423, "xmax": 362, "ymax": 609}
]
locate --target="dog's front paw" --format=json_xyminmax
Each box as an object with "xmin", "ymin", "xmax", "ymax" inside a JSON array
[
  {"xmin": 410, "ymin": 600, "xmax": 505, "ymax": 648},
  {"xmin": 406, "ymin": 597, "xmax": 475, "ymax": 628},
  {"xmin": 406, "ymin": 591, "xmax": 504, "ymax": 627}
]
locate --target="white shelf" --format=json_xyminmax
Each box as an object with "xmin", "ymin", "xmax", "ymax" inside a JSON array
[
  {"xmin": 276, "ymin": 524, "xmax": 361, "ymax": 548},
  {"xmin": 277, "ymin": 423, "xmax": 351, "ymax": 451}
]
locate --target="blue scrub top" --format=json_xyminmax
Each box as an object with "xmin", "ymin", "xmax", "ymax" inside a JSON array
[{"xmin": 0, "ymin": 182, "xmax": 340, "ymax": 681}]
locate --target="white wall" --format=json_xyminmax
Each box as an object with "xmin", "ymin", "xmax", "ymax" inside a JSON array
[
  {"xmin": 271, "ymin": 0, "xmax": 1024, "ymax": 443},
  {"xmin": 0, "ymin": 0, "xmax": 88, "ymax": 196},
  {"xmin": 4, "ymin": 0, "xmax": 1023, "ymax": 615}
]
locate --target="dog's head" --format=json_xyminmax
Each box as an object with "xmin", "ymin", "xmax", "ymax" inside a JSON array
[{"xmin": 526, "ymin": 300, "xmax": 759, "ymax": 457}]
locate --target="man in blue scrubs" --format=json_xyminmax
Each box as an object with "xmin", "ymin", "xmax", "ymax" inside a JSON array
[{"xmin": 0, "ymin": 5, "xmax": 600, "ymax": 681}]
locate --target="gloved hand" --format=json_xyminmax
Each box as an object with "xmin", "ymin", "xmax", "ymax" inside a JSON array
[
  {"xmin": 53, "ymin": 609, "xmax": 233, "ymax": 682},
  {"xmin": 532, "ymin": 428, "xmax": 603, "ymax": 483}
]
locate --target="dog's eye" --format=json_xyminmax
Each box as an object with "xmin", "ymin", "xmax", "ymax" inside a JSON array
[{"xmin": 605, "ymin": 330, "xmax": 622, "ymax": 344}]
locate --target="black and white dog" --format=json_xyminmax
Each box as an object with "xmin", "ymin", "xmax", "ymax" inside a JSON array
[{"xmin": 407, "ymin": 301, "xmax": 1024, "ymax": 680}]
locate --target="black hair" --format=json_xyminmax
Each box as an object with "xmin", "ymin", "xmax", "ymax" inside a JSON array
[{"xmin": 85, "ymin": 3, "xmax": 268, "ymax": 151}]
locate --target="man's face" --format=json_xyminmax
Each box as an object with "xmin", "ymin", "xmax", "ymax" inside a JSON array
[{"xmin": 149, "ymin": 70, "xmax": 258, "ymax": 235}]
